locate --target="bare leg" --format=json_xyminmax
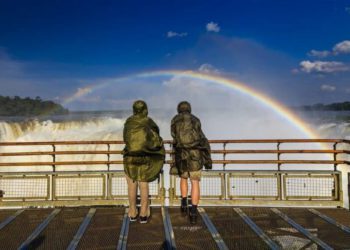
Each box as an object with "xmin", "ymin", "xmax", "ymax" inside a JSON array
[
  {"xmin": 126, "ymin": 175, "xmax": 138, "ymax": 217},
  {"xmin": 190, "ymin": 179, "xmax": 200, "ymax": 205},
  {"xmin": 180, "ymin": 177, "xmax": 188, "ymax": 198},
  {"xmin": 139, "ymin": 181, "xmax": 150, "ymax": 217}
]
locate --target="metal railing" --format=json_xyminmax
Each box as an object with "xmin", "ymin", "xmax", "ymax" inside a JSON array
[{"xmin": 0, "ymin": 139, "xmax": 349, "ymax": 207}]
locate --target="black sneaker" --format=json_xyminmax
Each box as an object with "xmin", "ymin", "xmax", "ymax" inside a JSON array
[
  {"xmin": 189, "ymin": 211, "xmax": 198, "ymax": 224},
  {"xmin": 129, "ymin": 215, "xmax": 138, "ymax": 222},
  {"xmin": 180, "ymin": 206, "xmax": 188, "ymax": 215},
  {"xmin": 140, "ymin": 216, "xmax": 148, "ymax": 224}
]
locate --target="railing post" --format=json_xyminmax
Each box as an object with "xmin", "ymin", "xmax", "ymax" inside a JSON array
[
  {"xmin": 52, "ymin": 144, "xmax": 56, "ymax": 172},
  {"xmin": 223, "ymin": 142, "xmax": 227, "ymax": 171},
  {"xmin": 107, "ymin": 143, "xmax": 110, "ymax": 172},
  {"xmin": 333, "ymin": 142, "xmax": 338, "ymax": 171},
  {"xmin": 106, "ymin": 143, "xmax": 111, "ymax": 200},
  {"xmin": 169, "ymin": 142, "xmax": 175, "ymax": 205},
  {"xmin": 276, "ymin": 142, "xmax": 283, "ymax": 200},
  {"xmin": 277, "ymin": 142, "xmax": 281, "ymax": 171}
]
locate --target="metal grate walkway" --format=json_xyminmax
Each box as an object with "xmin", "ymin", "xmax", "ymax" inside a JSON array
[{"xmin": 0, "ymin": 206, "xmax": 350, "ymax": 249}]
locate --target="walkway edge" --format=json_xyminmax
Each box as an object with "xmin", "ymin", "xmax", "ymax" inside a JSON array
[
  {"xmin": 271, "ymin": 208, "xmax": 333, "ymax": 250},
  {"xmin": 161, "ymin": 207, "xmax": 176, "ymax": 250},
  {"xmin": 67, "ymin": 208, "xmax": 96, "ymax": 250},
  {"xmin": 308, "ymin": 208, "xmax": 350, "ymax": 234},
  {"xmin": 117, "ymin": 208, "xmax": 130, "ymax": 250},
  {"xmin": 0, "ymin": 209, "xmax": 24, "ymax": 230},
  {"xmin": 198, "ymin": 207, "xmax": 229, "ymax": 250},
  {"xmin": 234, "ymin": 208, "xmax": 280, "ymax": 250},
  {"xmin": 19, "ymin": 208, "xmax": 61, "ymax": 250}
]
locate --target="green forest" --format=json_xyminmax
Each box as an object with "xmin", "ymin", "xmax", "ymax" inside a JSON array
[
  {"xmin": 299, "ymin": 101, "xmax": 350, "ymax": 111},
  {"xmin": 0, "ymin": 96, "xmax": 69, "ymax": 116}
]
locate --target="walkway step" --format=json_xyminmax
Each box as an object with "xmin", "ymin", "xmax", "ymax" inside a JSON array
[
  {"xmin": 76, "ymin": 207, "xmax": 124, "ymax": 249},
  {"xmin": 275, "ymin": 208, "xmax": 350, "ymax": 249},
  {"xmin": 271, "ymin": 208, "xmax": 333, "ymax": 250},
  {"xmin": 234, "ymin": 208, "xmax": 280, "ymax": 250},
  {"xmin": 126, "ymin": 207, "xmax": 165, "ymax": 249},
  {"xmin": 27, "ymin": 207, "xmax": 89, "ymax": 249},
  {"xmin": 67, "ymin": 208, "xmax": 96, "ymax": 250},
  {"xmin": 205, "ymin": 207, "xmax": 270, "ymax": 249},
  {"xmin": 0, "ymin": 209, "xmax": 24, "ymax": 230},
  {"xmin": 240, "ymin": 207, "xmax": 315, "ymax": 249},
  {"xmin": 168, "ymin": 207, "xmax": 220, "ymax": 249},
  {"xmin": 117, "ymin": 208, "xmax": 130, "ymax": 250},
  {"xmin": 309, "ymin": 208, "xmax": 350, "ymax": 233},
  {"xmin": 162, "ymin": 207, "xmax": 177, "ymax": 249},
  {"xmin": 0, "ymin": 208, "xmax": 53, "ymax": 249},
  {"xmin": 18, "ymin": 209, "xmax": 61, "ymax": 249},
  {"xmin": 198, "ymin": 208, "xmax": 229, "ymax": 250}
]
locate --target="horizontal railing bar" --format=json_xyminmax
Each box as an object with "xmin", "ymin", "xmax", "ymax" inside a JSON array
[
  {"xmin": 0, "ymin": 170, "xmax": 340, "ymax": 175},
  {"xmin": 1, "ymin": 149, "xmax": 347, "ymax": 157},
  {"xmin": 0, "ymin": 160, "xmax": 347, "ymax": 167},
  {"xmin": 210, "ymin": 149, "xmax": 348, "ymax": 154},
  {"xmin": 195, "ymin": 139, "xmax": 346, "ymax": 144},
  {"xmin": 0, "ymin": 161, "xmax": 123, "ymax": 166},
  {"xmin": 0, "ymin": 139, "xmax": 348, "ymax": 146},
  {"xmin": 0, "ymin": 141, "xmax": 125, "ymax": 146},
  {"xmin": 167, "ymin": 160, "xmax": 348, "ymax": 165},
  {"xmin": 0, "ymin": 150, "xmax": 124, "ymax": 156}
]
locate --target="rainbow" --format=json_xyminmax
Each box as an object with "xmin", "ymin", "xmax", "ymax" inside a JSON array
[{"xmin": 62, "ymin": 70, "xmax": 319, "ymax": 139}]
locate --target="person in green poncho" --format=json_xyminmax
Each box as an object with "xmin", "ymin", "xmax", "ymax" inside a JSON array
[
  {"xmin": 171, "ymin": 101, "xmax": 212, "ymax": 224},
  {"xmin": 123, "ymin": 100, "xmax": 165, "ymax": 224}
]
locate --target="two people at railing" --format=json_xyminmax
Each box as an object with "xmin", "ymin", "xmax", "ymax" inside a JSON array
[{"xmin": 123, "ymin": 100, "xmax": 212, "ymax": 224}]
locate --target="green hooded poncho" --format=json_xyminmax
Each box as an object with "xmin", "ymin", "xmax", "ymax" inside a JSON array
[{"xmin": 123, "ymin": 102, "xmax": 165, "ymax": 182}]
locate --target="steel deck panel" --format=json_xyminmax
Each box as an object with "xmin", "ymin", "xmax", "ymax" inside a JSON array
[
  {"xmin": 0, "ymin": 209, "xmax": 52, "ymax": 249},
  {"xmin": 206, "ymin": 207, "xmax": 269, "ymax": 249},
  {"xmin": 0, "ymin": 209, "xmax": 16, "ymax": 224},
  {"xmin": 169, "ymin": 207, "xmax": 221, "ymax": 250},
  {"xmin": 127, "ymin": 208, "xmax": 165, "ymax": 249},
  {"xmin": 28, "ymin": 208, "xmax": 88, "ymax": 249},
  {"xmin": 242, "ymin": 207, "xmax": 314, "ymax": 249},
  {"xmin": 77, "ymin": 207, "xmax": 125, "ymax": 250},
  {"xmin": 0, "ymin": 207, "xmax": 349, "ymax": 249},
  {"xmin": 279, "ymin": 208, "xmax": 350, "ymax": 249}
]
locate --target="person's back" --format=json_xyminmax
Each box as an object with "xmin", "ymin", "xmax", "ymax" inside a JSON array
[
  {"xmin": 123, "ymin": 100, "xmax": 165, "ymax": 223},
  {"xmin": 171, "ymin": 101, "xmax": 212, "ymax": 224}
]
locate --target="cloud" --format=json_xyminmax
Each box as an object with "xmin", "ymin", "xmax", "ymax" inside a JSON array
[
  {"xmin": 346, "ymin": 7, "xmax": 350, "ymax": 14},
  {"xmin": 74, "ymin": 87, "xmax": 92, "ymax": 98},
  {"xmin": 308, "ymin": 50, "xmax": 330, "ymax": 58},
  {"xmin": 346, "ymin": 88, "xmax": 350, "ymax": 94},
  {"xmin": 320, "ymin": 84, "xmax": 336, "ymax": 91},
  {"xmin": 333, "ymin": 40, "xmax": 350, "ymax": 54},
  {"xmin": 206, "ymin": 22, "xmax": 220, "ymax": 32},
  {"xmin": 299, "ymin": 60, "xmax": 349, "ymax": 73},
  {"xmin": 198, "ymin": 63, "xmax": 221, "ymax": 74},
  {"xmin": 307, "ymin": 40, "xmax": 350, "ymax": 57},
  {"xmin": 167, "ymin": 31, "xmax": 188, "ymax": 38}
]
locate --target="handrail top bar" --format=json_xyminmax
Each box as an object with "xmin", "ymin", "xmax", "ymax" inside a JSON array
[
  {"xmin": 0, "ymin": 159, "xmax": 348, "ymax": 166},
  {"xmin": 0, "ymin": 169, "xmax": 340, "ymax": 175},
  {"xmin": 0, "ymin": 139, "xmax": 348, "ymax": 146},
  {"xmin": 202, "ymin": 139, "xmax": 346, "ymax": 143},
  {"xmin": 0, "ymin": 149, "xmax": 348, "ymax": 157}
]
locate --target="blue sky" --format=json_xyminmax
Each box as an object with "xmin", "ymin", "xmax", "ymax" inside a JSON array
[{"xmin": 0, "ymin": 0, "xmax": 350, "ymax": 110}]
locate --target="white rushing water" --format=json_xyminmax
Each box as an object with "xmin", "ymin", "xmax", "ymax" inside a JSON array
[
  {"xmin": 0, "ymin": 110, "xmax": 349, "ymax": 207},
  {"xmin": 0, "ymin": 112, "xmax": 348, "ymax": 168}
]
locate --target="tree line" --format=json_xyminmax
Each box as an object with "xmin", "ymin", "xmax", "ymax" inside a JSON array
[
  {"xmin": 0, "ymin": 96, "xmax": 69, "ymax": 116},
  {"xmin": 299, "ymin": 101, "xmax": 350, "ymax": 111}
]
